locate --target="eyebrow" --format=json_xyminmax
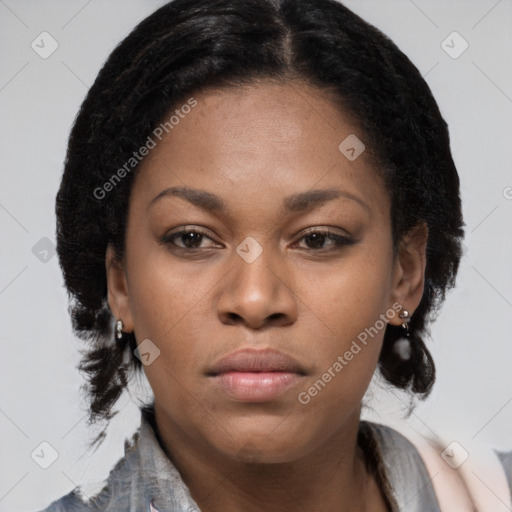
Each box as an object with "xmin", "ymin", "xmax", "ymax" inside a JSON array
[{"xmin": 148, "ymin": 186, "xmax": 369, "ymax": 214}]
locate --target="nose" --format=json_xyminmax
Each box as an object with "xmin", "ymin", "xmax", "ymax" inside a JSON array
[{"xmin": 216, "ymin": 241, "xmax": 298, "ymax": 329}]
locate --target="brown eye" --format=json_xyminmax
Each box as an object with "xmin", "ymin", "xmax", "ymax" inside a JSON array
[
  {"xmin": 295, "ymin": 230, "xmax": 355, "ymax": 251},
  {"xmin": 161, "ymin": 228, "xmax": 219, "ymax": 250},
  {"xmin": 174, "ymin": 231, "xmax": 206, "ymax": 249}
]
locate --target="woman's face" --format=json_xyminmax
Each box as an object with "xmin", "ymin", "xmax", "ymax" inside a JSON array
[{"xmin": 107, "ymin": 80, "xmax": 425, "ymax": 464}]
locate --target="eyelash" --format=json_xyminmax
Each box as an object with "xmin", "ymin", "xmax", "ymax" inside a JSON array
[{"xmin": 160, "ymin": 227, "xmax": 355, "ymax": 253}]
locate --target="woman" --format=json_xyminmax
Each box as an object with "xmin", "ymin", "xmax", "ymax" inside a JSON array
[{"xmin": 39, "ymin": 0, "xmax": 511, "ymax": 510}]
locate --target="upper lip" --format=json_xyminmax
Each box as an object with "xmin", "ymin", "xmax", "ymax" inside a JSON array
[{"xmin": 207, "ymin": 348, "xmax": 306, "ymax": 376}]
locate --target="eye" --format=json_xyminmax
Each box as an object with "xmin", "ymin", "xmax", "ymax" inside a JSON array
[
  {"xmin": 294, "ymin": 229, "xmax": 355, "ymax": 251},
  {"xmin": 160, "ymin": 227, "xmax": 220, "ymax": 250},
  {"xmin": 160, "ymin": 227, "xmax": 355, "ymax": 253}
]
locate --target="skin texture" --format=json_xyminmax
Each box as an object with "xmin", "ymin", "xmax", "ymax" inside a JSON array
[{"xmin": 106, "ymin": 80, "xmax": 427, "ymax": 512}]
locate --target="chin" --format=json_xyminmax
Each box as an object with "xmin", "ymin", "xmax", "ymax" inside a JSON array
[
  {"xmin": 211, "ymin": 417, "xmax": 313, "ymax": 464},
  {"xmin": 230, "ymin": 441, "xmax": 304, "ymax": 465}
]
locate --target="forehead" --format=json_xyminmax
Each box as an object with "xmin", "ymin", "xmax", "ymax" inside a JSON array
[{"xmin": 131, "ymin": 80, "xmax": 388, "ymax": 218}]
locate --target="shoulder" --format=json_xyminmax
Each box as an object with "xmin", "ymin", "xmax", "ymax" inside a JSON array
[
  {"xmin": 37, "ymin": 487, "xmax": 110, "ymax": 512},
  {"xmin": 36, "ymin": 406, "xmax": 202, "ymax": 512},
  {"xmin": 361, "ymin": 420, "xmax": 412, "ymax": 449},
  {"xmin": 360, "ymin": 420, "xmax": 442, "ymax": 511},
  {"xmin": 36, "ymin": 432, "xmax": 140, "ymax": 512},
  {"xmin": 496, "ymin": 450, "xmax": 512, "ymax": 498},
  {"xmin": 364, "ymin": 421, "xmax": 512, "ymax": 511},
  {"xmin": 360, "ymin": 420, "xmax": 432, "ymax": 471}
]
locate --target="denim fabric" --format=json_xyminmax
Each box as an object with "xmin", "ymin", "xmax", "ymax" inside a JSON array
[
  {"xmin": 497, "ymin": 450, "xmax": 512, "ymax": 502},
  {"xmin": 38, "ymin": 407, "xmax": 511, "ymax": 512},
  {"xmin": 362, "ymin": 422, "xmax": 441, "ymax": 511}
]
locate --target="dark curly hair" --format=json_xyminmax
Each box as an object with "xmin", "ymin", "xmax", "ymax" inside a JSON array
[{"xmin": 55, "ymin": 0, "xmax": 464, "ymax": 426}]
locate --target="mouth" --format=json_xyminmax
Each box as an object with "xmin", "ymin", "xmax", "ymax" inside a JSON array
[{"xmin": 207, "ymin": 348, "xmax": 306, "ymax": 402}]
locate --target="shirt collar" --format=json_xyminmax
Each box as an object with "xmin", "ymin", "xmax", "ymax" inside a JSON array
[
  {"xmin": 121, "ymin": 406, "xmax": 439, "ymax": 512},
  {"xmin": 126, "ymin": 405, "xmax": 201, "ymax": 512}
]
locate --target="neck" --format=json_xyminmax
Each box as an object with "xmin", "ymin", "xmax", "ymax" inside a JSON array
[{"xmin": 152, "ymin": 405, "xmax": 374, "ymax": 512}]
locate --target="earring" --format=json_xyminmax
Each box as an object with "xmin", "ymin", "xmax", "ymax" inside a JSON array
[
  {"xmin": 399, "ymin": 309, "xmax": 410, "ymax": 332},
  {"xmin": 394, "ymin": 309, "xmax": 412, "ymax": 360},
  {"xmin": 115, "ymin": 319, "xmax": 124, "ymax": 340}
]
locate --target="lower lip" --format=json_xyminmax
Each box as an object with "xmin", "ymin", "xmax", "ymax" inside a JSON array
[{"xmin": 213, "ymin": 371, "xmax": 302, "ymax": 402}]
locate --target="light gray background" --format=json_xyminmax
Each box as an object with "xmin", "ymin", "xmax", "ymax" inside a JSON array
[{"xmin": 1, "ymin": 1, "xmax": 511, "ymax": 510}]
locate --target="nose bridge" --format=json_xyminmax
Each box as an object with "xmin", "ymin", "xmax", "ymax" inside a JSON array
[
  {"xmin": 235, "ymin": 236, "xmax": 279, "ymax": 297},
  {"xmin": 216, "ymin": 235, "xmax": 297, "ymax": 327}
]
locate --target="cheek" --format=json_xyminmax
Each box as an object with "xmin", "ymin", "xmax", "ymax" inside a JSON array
[
  {"xmin": 124, "ymin": 253, "xmax": 213, "ymax": 412},
  {"xmin": 124, "ymin": 246, "xmax": 218, "ymax": 385},
  {"xmin": 292, "ymin": 246, "xmax": 394, "ymax": 402},
  {"xmin": 300, "ymin": 251, "xmax": 393, "ymax": 342},
  {"xmin": 127, "ymin": 244, "xmax": 209, "ymax": 333}
]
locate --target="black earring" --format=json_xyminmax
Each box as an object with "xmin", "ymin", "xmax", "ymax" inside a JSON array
[{"xmin": 394, "ymin": 309, "xmax": 412, "ymax": 360}]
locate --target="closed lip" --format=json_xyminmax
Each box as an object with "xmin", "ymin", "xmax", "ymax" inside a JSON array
[{"xmin": 207, "ymin": 348, "xmax": 307, "ymax": 376}]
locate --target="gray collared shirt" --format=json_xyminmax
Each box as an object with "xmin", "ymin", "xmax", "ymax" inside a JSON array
[{"xmin": 39, "ymin": 407, "xmax": 512, "ymax": 512}]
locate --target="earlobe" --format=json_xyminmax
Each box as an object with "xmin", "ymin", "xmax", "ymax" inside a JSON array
[
  {"xmin": 389, "ymin": 222, "xmax": 428, "ymax": 324},
  {"xmin": 105, "ymin": 244, "xmax": 134, "ymax": 332}
]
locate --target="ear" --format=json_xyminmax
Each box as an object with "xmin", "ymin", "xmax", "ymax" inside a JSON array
[
  {"xmin": 105, "ymin": 244, "xmax": 134, "ymax": 333},
  {"xmin": 388, "ymin": 222, "xmax": 428, "ymax": 325}
]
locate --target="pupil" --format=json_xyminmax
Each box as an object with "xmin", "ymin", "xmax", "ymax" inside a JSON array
[
  {"xmin": 306, "ymin": 233, "xmax": 325, "ymax": 249},
  {"xmin": 183, "ymin": 232, "xmax": 201, "ymax": 248}
]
